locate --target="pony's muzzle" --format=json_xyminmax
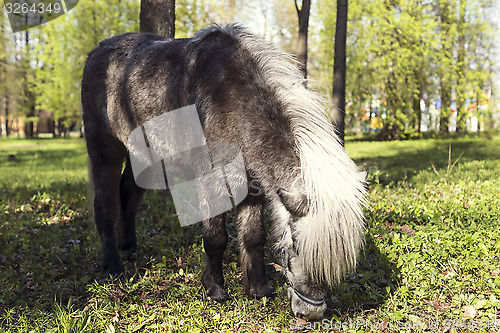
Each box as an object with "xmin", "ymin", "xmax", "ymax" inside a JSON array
[{"xmin": 287, "ymin": 287, "xmax": 327, "ymax": 320}]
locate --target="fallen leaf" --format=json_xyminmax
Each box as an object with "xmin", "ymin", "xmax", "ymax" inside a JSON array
[
  {"xmin": 176, "ymin": 257, "xmax": 187, "ymax": 269},
  {"xmin": 295, "ymin": 317, "xmax": 307, "ymax": 327},
  {"xmin": 401, "ymin": 224, "xmax": 415, "ymax": 235},
  {"xmin": 378, "ymin": 318, "xmax": 388, "ymax": 331},
  {"xmin": 462, "ymin": 305, "xmax": 476, "ymax": 319},
  {"xmin": 112, "ymin": 310, "xmax": 119, "ymax": 323}
]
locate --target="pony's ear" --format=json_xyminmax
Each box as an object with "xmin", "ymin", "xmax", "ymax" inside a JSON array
[{"xmin": 277, "ymin": 188, "xmax": 309, "ymax": 217}]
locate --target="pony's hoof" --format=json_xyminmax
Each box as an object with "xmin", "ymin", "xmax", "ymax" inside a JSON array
[
  {"xmin": 248, "ymin": 284, "xmax": 274, "ymax": 298},
  {"xmin": 120, "ymin": 244, "xmax": 137, "ymax": 261},
  {"xmin": 205, "ymin": 286, "xmax": 230, "ymax": 302},
  {"xmin": 103, "ymin": 262, "xmax": 125, "ymax": 277}
]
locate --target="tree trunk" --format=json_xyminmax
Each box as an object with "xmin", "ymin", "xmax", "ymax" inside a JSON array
[
  {"xmin": 294, "ymin": 0, "xmax": 311, "ymax": 78},
  {"xmin": 1, "ymin": 96, "xmax": 7, "ymax": 137},
  {"xmin": 331, "ymin": 0, "xmax": 348, "ymax": 146},
  {"xmin": 456, "ymin": 0, "xmax": 467, "ymax": 134},
  {"xmin": 439, "ymin": 0, "xmax": 452, "ymax": 134},
  {"xmin": 412, "ymin": 93, "xmax": 421, "ymax": 133},
  {"xmin": 140, "ymin": 0, "xmax": 176, "ymax": 38},
  {"xmin": 440, "ymin": 85, "xmax": 451, "ymax": 134},
  {"xmin": 22, "ymin": 31, "xmax": 36, "ymax": 138},
  {"xmin": 25, "ymin": 121, "xmax": 34, "ymax": 138},
  {"xmin": 1, "ymin": 63, "xmax": 7, "ymax": 137}
]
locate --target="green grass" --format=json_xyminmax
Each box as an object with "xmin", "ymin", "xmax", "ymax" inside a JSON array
[{"xmin": 1, "ymin": 135, "xmax": 499, "ymax": 332}]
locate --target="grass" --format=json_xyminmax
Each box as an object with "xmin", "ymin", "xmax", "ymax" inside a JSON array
[{"xmin": 0, "ymin": 135, "xmax": 499, "ymax": 332}]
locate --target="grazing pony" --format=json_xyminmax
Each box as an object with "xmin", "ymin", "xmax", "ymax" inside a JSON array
[{"xmin": 81, "ymin": 24, "xmax": 365, "ymax": 320}]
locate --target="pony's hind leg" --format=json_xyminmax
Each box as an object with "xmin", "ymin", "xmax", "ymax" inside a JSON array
[
  {"xmin": 87, "ymin": 135, "xmax": 126, "ymax": 276},
  {"xmin": 202, "ymin": 214, "xmax": 230, "ymax": 302},
  {"xmin": 237, "ymin": 195, "xmax": 273, "ymax": 298},
  {"xmin": 118, "ymin": 156, "xmax": 146, "ymax": 260}
]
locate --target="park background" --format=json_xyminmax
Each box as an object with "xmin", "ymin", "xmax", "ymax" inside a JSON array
[
  {"xmin": 1, "ymin": 0, "xmax": 500, "ymax": 332},
  {"xmin": 0, "ymin": 0, "xmax": 499, "ymax": 139}
]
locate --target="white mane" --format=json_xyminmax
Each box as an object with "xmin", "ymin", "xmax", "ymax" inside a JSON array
[{"xmin": 218, "ymin": 24, "xmax": 367, "ymax": 286}]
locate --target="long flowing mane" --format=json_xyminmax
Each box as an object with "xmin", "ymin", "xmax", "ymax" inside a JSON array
[{"xmin": 201, "ymin": 24, "xmax": 366, "ymax": 285}]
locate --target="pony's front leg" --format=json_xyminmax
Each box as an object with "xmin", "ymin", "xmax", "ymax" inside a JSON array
[
  {"xmin": 202, "ymin": 214, "xmax": 230, "ymax": 302},
  {"xmin": 237, "ymin": 195, "xmax": 273, "ymax": 298}
]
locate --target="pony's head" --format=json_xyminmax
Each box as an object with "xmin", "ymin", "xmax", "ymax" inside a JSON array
[
  {"xmin": 276, "ymin": 187, "xmax": 327, "ymax": 319},
  {"xmin": 275, "ymin": 167, "xmax": 365, "ymax": 320}
]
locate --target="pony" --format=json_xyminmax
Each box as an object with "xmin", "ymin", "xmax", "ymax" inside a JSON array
[{"xmin": 81, "ymin": 24, "xmax": 366, "ymax": 320}]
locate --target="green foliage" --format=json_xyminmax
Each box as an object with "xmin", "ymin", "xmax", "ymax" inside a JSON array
[
  {"xmin": 315, "ymin": 0, "xmax": 496, "ymax": 139},
  {"xmin": 31, "ymin": 0, "xmax": 139, "ymax": 129},
  {"xmin": 0, "ymin": 8, "xmax": 21, "ymax": 137},
  {"xmin": 175, "ymin": 0, "xmax": 253, "ymax": 38}
]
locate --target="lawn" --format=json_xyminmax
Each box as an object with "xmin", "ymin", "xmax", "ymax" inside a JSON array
[{"xmin": 0, "ymin": 135, "xmax": 499, "ymax": 332}]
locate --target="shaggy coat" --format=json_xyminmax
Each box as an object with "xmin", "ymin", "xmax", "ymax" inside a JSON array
[{"xmin": 82, "ymin": 24, "xmax": 365, "ymax": 320}]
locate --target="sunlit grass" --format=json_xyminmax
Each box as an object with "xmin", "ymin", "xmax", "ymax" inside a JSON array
[{"xmin": 1, "ymin": 135, "xmax": 499, "ymax": 332}]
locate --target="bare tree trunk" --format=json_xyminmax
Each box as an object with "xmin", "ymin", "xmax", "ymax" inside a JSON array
[
  {"xmin": 439, "ymin": 0, "xmax": 452, "ymax": 134},
  {"xmin": 1, "ymin": 96, "xmax": 6, "ymax": 137},
  {"xmin": 1, "ymin": 64, "xmax": 6, "ymax": 137},
  {"xmin": 294, "ymin": 0, "xmax": 311, "ymax": 78},
  {"xmin": 332, "ymin": 0, "xmax": 348, "ymax": 146},
  {"xmin": 140, "ymin": 0, "xmax": 176, "ymax": 38},
  {"xmin": 22, "ymin": 31, "xmax": 36, "ymax": 138},
  {"xmin": 456, "ymin": 0, "xmax": 467, "ymax": 134}
]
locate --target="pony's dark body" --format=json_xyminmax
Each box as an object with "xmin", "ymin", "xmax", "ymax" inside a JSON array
[
  {"xmin": 82, "ymin": 25, "xmax": 365, "ymax": 319},
  {"xmin": 83, "ymin": 29, "xmax": 299, "ymax": 300}
]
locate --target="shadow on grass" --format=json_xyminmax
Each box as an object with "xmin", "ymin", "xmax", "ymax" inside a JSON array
[
  {"xmin": 0, "ymin": 180, "xmax": 97, "ymax": 312},
  {"xmin": 1, "ymin": 182, "xmax": 401, "ymax": 325},
  {"xmin": 325, "ymin": 233, "xmax": 400, "ymax": 319},
  {"xmin": 0, "ymin": 147, "xmax": 87, "ymax": 170},
  {"xmin": 354, "ymin": 137, "xmax": 500, "ymax": 186},
  {"xmin": 0, "ymin": 174, "xmax": 244, "ymax": 311}
]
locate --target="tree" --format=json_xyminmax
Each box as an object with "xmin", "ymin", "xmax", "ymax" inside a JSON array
[
  {"xmin": 331, "ymin": 0, "xmax": 348, "ymax": 145},
  {"xmin": 32, "ymin": 0, "xmax": 140, "ymax": 136},
  {"xmin": 316, "ymin": 0, "xmax": 495, "ymax": 139},
  {"xmin": 140, "ymin": 0, "xmax": 175, "ymax": 37},
  {"xmin": 455, "ymin": 0, "xmax": 467, "ymax": 134},
  {"xmin": 18, "ymin": 31, "xmax": 37, "ymax": 138},
  {"xmin": 0, "ymin": 13, "xmax": 17, "ymax": 137},
  {"xmin": 438, "ymin": 0, "xmax": 453, "ymax": 134},
  {"xmin": 268, "ymin": 0, "xmax": 297, "ymax": 51},
  {"xmin": 294, "ymin": 0, "xmax": 311, "ymax": 77},
  {"xmin": 175, "ymin": 0, "xmax": 250, "ymax": 38},
  {"xmin": 454, "ymin": 0, "xmax": 495, "ymax": 133}
]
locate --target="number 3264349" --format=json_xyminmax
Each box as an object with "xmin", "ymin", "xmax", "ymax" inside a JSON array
[{"xmin": 4, "ymin": 2, "xmax": 63, "ymax": 14}]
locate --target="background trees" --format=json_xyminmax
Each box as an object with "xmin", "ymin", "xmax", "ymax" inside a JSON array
[
  {"xmin": 0, "ymin": 14, "xmax": 19, "ymax": 137},
  {"xmin": 294, "ymin": 0, "xmax": 311, "ymax": 77},
  {"xmin": 0, "ymin": 0, "xmax": 497, "ymax": 139},
  {"xmin": 30, "ymin": 0, "xmax": 139, "ymax": 136},
  {"xmin": 316, "ymin": 0, "xmax": 496, "ymax": 139}
]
